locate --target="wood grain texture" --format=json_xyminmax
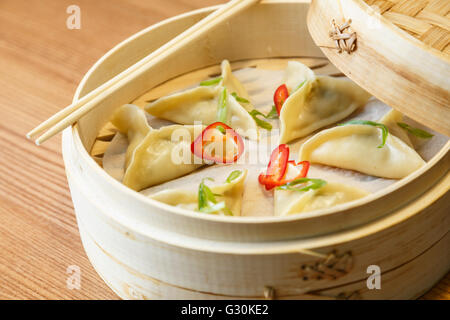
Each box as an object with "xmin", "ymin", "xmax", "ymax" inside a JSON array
[
  {"xmin": 0, "ymin": 0, "xmax": 447, "ymax": 300},
  {"xmin": 0, "ymin": 0, "xmax": 225, "ymax": 300},
  {"xmin": 308, "ymin": 0, "xmax": 450, "ymax": 136},
  {"xmin": 364, "ymin": 0, "xmax": 450, "ymax": 52}
]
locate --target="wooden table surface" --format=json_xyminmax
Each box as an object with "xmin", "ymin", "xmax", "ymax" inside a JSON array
[{"xmin": 0, "ymin": 0, "xmax": 448, "ymax": 300}]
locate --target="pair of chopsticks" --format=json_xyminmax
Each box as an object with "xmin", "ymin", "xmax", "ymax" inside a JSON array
[{"xmin": 27, "ymin": 0, "xmax": 260, "ymax": 145}]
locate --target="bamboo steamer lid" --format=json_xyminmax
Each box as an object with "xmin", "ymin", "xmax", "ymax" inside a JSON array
[{"xmin": 307, "ymin": 0, "xmax": 450, "ymax": 136}]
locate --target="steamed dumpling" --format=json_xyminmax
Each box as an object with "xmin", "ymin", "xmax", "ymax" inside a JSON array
[
  {"xmin": 219, "ymin": 60, "xmax": 253, "ymax": 111},
  {"xmin": 379, "ymin": 109, "xmax": 413, "ymax": 147},
  {"xmin": 149, "ymin": 170, "xmax": 247, "ymax": 216},
  {"xmin": 111, "ymin": 104, "xmax": 152, "ymax": 166},
  {"xmin": 145, "ymin": 85, "xmax": 258, "ymax": 140},
  {"xmin": 283, "ymin": 60, "xmax": 315, "ymax": 92},
  {"xmin": 274, "ymin": 163, "xmax": 368, "ymax": 216},
  {"xmin": 145, "ymin": 60, "xmax": 258, "ymax": 140},
  {"xmin": 299, "ymin": 124, "xmax": 426, "ymax": 179},
  {"xmin": 279, "ymin": 62, "xmax": 371, "ymax": 143},
  {"xmin": 275, "ymin": 181, "xmax": 369, "ymax": 216},
  {"xmin": 123, "ymin": 125, "xmax": 205, "ymax": 191},
  {"xmin": 111, "ymin": 104, "xmax": 151, "ymax": 167},
  {"xmin": 111, "ymin": 104, "xmax": 205, "ymax": 191}
]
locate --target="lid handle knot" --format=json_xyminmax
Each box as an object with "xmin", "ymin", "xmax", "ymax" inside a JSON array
[{"xmin": 329, "ymin": 18, "xmax": 357, "ymax": 54}]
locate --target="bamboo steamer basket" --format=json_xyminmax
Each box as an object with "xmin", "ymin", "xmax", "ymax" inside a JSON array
[
  {"xmin": 62, "ymin": 0, "xmax": 450, "ymax": 299},
  {"xmin": 308, "ymin": 0, "xmax": 450, "ymax": 136}
]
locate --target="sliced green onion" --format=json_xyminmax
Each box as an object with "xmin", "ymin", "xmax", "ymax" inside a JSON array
[
  {"xmin": 397, "ymin": 122, "xmax": 434, "ymax": 139},
  {"xmin": 198, "ymin": 178, "xmax": 216, "ymax": 211},
  {"xmin": 294, "ymin": 80, "xmax": 307, "ymax": 92},
  {"xmin": 198, "ymin": 178, "xmax": 233, "ymax": 215},
  {"xmin": 217, "ymin": 88, "xmax": 228, "ymax": 123},
  {"xmin": 276, "ymin": 178, "xmax": 327, "ymax": 192},
  {"xmin": 231, "ymin": 92, "xmax": 250, "ymax": 104},
  {"xmin": 221, "ymin": 206, "xmax": 233, "ymax": 216},
  {"xmin": 265, "ymin": 105, "xmax": 279, "ymax": 119},
  {"xmin": 249, "ymin": 110, "xmax": 272, "ymax": 131},
  {"xmin": 226, "ymin": 170, "xmax": 242, "ymax": 183},
  {"xmin": 339, "ymin": 120, "xmax": 389, "ymax": 148},
  {"xmin": 200, "ymin": 77, "xmax": 222, "ymax": 86},
  {"xmin": 216, "ymin": 125, "xmax": 226, "ymax": 134},
  {"xmin": 199, "ymin": 201, "xmax": 226, "ymax": 213}
]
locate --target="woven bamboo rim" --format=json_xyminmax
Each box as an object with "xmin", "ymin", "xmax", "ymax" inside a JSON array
[{"xmin": 365, "ymin": 0, "xmax": 450, "ymax": 55}]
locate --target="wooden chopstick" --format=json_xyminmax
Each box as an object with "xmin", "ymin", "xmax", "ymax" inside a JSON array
[{"xmin": 27, "ymin": 0, "xmax": 260, "ymax": 145}]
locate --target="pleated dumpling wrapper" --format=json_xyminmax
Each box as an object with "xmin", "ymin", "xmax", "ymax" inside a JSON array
[
  {"xmin": 275, "ymin": 183, "xmax": 368, "ymax": 216},
  {"xmin": 279, "ymin": 61, "xmax": 371, "ymax": 143},
  {"xmin": 145, "ymin": 60, "xmax": 258, "ymax": 140},
  {"xmin": 149, "ymin": 169, "xmax": 248, "ymax": 216},
  {"xmin": 219, "ymin": 60, "xmax": 253, "ymax": 112},
  {"xmin": 111, "ymin": 104, "xmax": 205, "ymax": 191},
  {"xmin": 112, "ymin": 104, "xmax": 152, "ymax": 167},
  {"xmin": 379, "ymin": 109, "xmax": 413, "ymax": 147},
  {"xmin": 298, "ymin": 124, "xmax": 426, "ymax": 179},
  {"xmin": 274, "ymin": 164, "xmax": 369, "ymax": 216}
]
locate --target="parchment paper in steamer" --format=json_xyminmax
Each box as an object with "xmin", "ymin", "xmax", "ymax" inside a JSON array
[{"xmin": 102, "ymin": 66, "xmax": 449, "ymax": 217}]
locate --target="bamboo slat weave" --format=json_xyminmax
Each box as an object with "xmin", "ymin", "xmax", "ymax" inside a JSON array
[{"xmin": 364, "ymin": 0, "xmax": 450, "ymax": 54}]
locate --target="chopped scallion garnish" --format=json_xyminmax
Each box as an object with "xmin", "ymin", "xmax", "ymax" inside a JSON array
[
  {"xmin": 276, "ymin": 178, "xmax": 327, "ymax": 192},
  {"xmin": 199, "ymin": 201, "xmax": 226, "ymax": 213},
  {"xmin": 226, "ymin": 170, "xmax": 242, "ymax": 183},
  {"xmin": 249, "ymin": 110, "xmax": 273, "ymax": 131},
  {"xmin": 294, "ymin": 80, "xmax": 307, "ymax": 92},
  {"xmin": 217, "ymin": 88, "xmax": 228, "ymax": 123},
  {"xmin": 199, "ymin": 77, "xmax": 222, "ymax": 86},
  {"xmin": 198, "ymin": 178, "xmax": 233, "ymax": 215},
  {"xmin": 339, "ymin": 120, "xmax": 389, "ymax": 148},
  {"xmin": 216, "ymin": 125, "xmax": 226, "ymax": 134},
  {"xmin": 397, "ymin": 122, "xmax": 434, "ymax": 139},
  {"xmin": 265, "ymin": 105, "xmax": 279, "ymax": 119},
  {"xmin": 222, "ymin": 207, "xmax": 233, "ymax": 216},
  {"xmin": 231, "ymin": 92, "xmax": 250, "ymax": 104}
]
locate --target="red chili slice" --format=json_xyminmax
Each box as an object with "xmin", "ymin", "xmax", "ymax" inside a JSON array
[
  {"xmin": 276, "ymin": 161, "xmax": 310, "ymax": 186},
  {"xmin": 296, "ymin": 161, "xmax": 310, "ymax": 179},
  {"xmin": 191, "ymin": 122, "xmax": 244, "ymax": 164},
  {"xmin": 274, "ymin": 84, "xmax": 289, "ymax": 115},
  {"xmin": 259, "ymin": 146, "xmax": 311, "ymax": 190},
  {"xmin": 258, "ymin": 144, "xmax": 290, "ymax": 190}
]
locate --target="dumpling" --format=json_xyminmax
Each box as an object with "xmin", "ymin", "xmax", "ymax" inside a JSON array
[
  {"xmin": 298, "ymin": 124, "xmax": 426, "ymax": 179},
  {"xmin": 274, "ymin": 163, "xmax": 368, "ymax": 216},
  {"xmin": 111, "ymin": 105, "xmax": 205, "ymax": 191},
  {"xmin": 149, "ymin": 170, "xmax": 248, "ymax": 216},
  {"xmin": 122, "ymin": 125, "xmax": 205, "ymax": 191},
  {"xmin": 279, "ymin": 62, "xmax": 371, "ymax": 143},
  {"xmin": 219, "ymin": 60, "xmax": 253, "ymax": 111},
  {"xmin": 145, "ymin": 61, "xmax": 258, "ymax": 140},
  {"xmin": 283, "ymin": 60, "xmax": 315, "ymax": 92},
  {"xmin": 275, "ymin": 180, "xmax": 368, "ymax": 216},
  {"xmin": 379, "ymin": 109, "xmax": 413, "ymax": 147},
  {"xmin": 145, "ymin": 85, "xmax": 258, "ymax": 140},
  {"xmin": 111, "ymin": 104, "xmax": 151, "ymax": 167},
  {"xmin": 280, "ymin": 76, "xmax": 371, "ymax": 143}
]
